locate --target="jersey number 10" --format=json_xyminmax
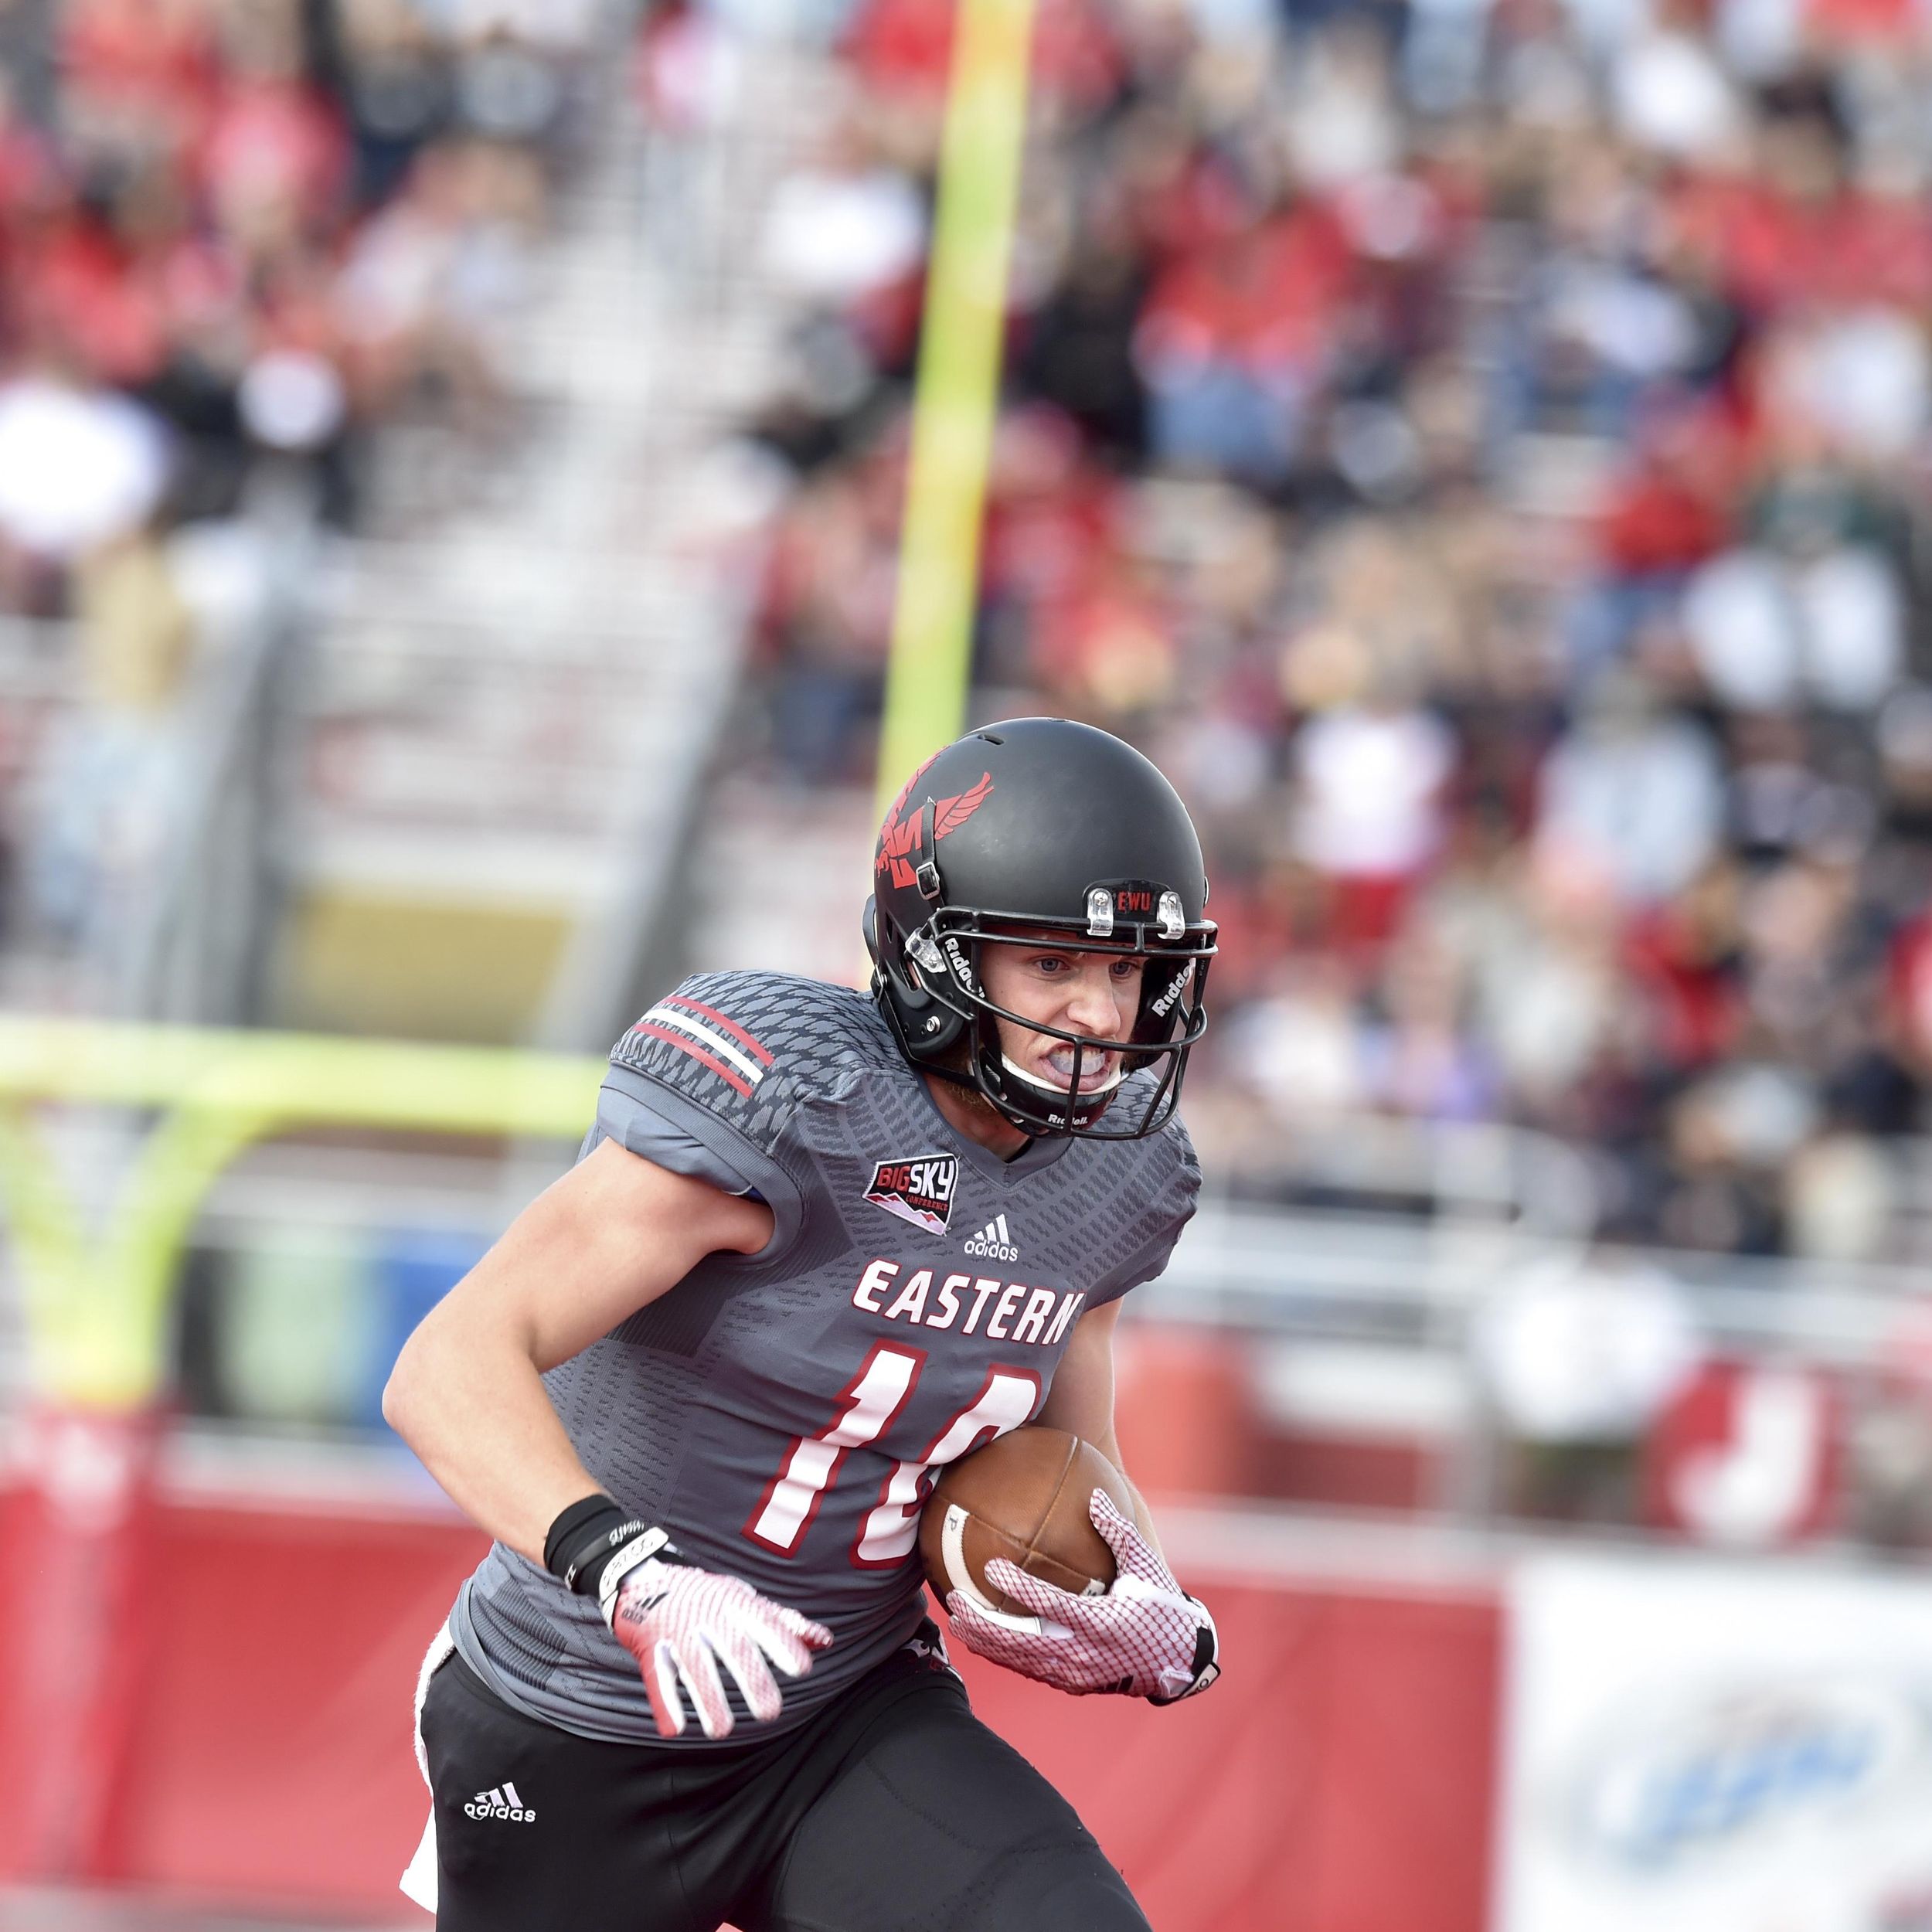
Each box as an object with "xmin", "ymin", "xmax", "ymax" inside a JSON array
[{"xmin": 745, "ymin": 1342, "xmax": 1041, "ymax": 1568}]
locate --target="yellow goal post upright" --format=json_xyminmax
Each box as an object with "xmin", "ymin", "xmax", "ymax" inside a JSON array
[
  {"xmin": 0, "ymin": 1014, "xmax": 604, "ymax": 1879},
  {"xmin": 874, "ymin": 0, "xmax": 1039, "ymax": 819}
]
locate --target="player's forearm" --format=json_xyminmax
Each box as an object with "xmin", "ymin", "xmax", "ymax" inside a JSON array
[
  {"xmin": 1121, "ymin": 1474, "xmax": 1165, "ymax": 1563},
  {"xmin": 383, "ymin": 1322, "xmax": 600, "ymax": 1566},
  {"xmin": 383, "ymin": 1140, "xmax": 769, "ymax": 1562},
  {"xmin": 1092, "ymin": 1430, "xmax": 1166, "ymax": 1564}
]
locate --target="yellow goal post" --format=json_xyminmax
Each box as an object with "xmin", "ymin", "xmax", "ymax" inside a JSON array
[
  {"xmin": 874, "ymin": 0, "xmax": 1038, "ymax": 818},
  {"xmin": 0, "ymin": 1015, "xmax": 605, "ymax": 1413}
]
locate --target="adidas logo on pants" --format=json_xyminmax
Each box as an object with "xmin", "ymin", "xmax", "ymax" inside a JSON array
[{"xmin": 464, "ymin": 1782, "xmax": 535, "ymax": 1822}]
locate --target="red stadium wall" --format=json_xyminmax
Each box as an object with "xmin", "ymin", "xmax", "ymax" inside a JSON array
[{"xmin": 0, "ymin": 1485, "xmax": 1501, "ymax": 1930}]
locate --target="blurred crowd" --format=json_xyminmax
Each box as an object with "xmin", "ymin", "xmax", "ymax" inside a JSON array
[
  {"xmin": 736, "ymin": 0, "xmax": 1932, "ymax": 1266},
  {"xmin": 0, "ymin": 0, "xmax": 600, "ymax": 963},
  {"xmin": 0, "ymin": 0, "xmax": 596, "ymax": 594}
]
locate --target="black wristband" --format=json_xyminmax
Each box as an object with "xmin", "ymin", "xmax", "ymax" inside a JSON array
[{"xmin": 543, "ymin": 1495, "xmax": 639, "ymax": 1594}]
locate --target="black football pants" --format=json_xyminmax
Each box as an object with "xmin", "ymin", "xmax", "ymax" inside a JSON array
[{"xmin": 420, "ymin": 1638, "xmax": 1153, "ymax": 1932}]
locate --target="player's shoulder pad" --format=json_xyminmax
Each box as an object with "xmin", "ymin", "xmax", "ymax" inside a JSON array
[
  {"xmin": 1160, "ymin": 1106, "xmax": 1202, "ymax": 1190},
  {"xmin": 610, "ymin": 970, "xmax": 900, "ymax": 1157},
  {"xmin": 1114, "ymin": 1071, "xmax": 1203, "ymax": 1196},
  {"xmin": 1068, "ymin": 1083, "xmax": 1202, "ymax": 1305},
  {"xmin": 1135, "ymin": 1096, "xmax": 1202, "ymax": 1216}
]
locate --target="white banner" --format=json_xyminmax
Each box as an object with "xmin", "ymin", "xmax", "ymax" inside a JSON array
[{"xmin": 1498, "ymin": 1553, "xmax": 1932, "ymax": 1932}]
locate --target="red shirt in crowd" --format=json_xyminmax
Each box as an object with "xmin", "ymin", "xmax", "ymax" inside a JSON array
[
  {"xmin": 842, "ymin": 0, "xmax": 1125, "ymax": 113},
  {"xmin": 1136, "ymin": 205, "xmax": 1357, "ymax": 376}
]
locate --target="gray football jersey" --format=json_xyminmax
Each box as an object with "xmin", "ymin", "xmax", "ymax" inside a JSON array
[{"xmin": 451, "ymin": 970, "xmax": 1199, "ymax": 1747}]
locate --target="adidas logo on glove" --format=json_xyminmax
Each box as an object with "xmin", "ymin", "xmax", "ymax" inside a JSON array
[
  {"xmin": 464, "ymin": 1782, "xmax": 536, "ymax": 1822},
  {"xmin": 962, "ymin": 1214, "xmax": 1019, "ymax": 1262}
]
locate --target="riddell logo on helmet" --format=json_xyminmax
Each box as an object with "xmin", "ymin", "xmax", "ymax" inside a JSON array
[
  {"xmin": 1150, "ymin": 962, "xmax": 1196, "ymax": 1019},
  {"xmin": 942, "ymin": 935, "xmax": 979, "ymax": 992},
  {"xmin": 876, "ymin": 773, "xmax": 995, "ymax": 891}
]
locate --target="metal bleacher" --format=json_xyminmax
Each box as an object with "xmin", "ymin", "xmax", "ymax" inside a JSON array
[{"xmin": 272, "ymin": 47, "xmax": 801, "ymax": 1055}]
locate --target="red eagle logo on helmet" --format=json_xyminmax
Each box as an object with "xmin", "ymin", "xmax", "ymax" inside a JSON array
[{"xmin": 876, "ymin": 770, "xmax": 995, "ymax": 892}]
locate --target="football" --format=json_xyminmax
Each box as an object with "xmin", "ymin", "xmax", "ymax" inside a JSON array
[{"xmin": 920, "ymin": 1425, "xmax": 1134, "ymax": 1625}]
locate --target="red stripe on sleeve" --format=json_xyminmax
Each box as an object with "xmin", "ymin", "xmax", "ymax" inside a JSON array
[
  {"xmin": 630, "ymin": 1022, "xmax": 756, "ymax": 1099},
  {"xmin": 662, "ymin": 995, "xmax": 775, "ymax": 1066}
]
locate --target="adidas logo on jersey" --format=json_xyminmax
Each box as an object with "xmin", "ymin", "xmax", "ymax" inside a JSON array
[
  {"xmin": 464, "ymin": 1783, "xmax": 535, "ymax": 1823},
  {"xmin": 962, "ymin": 1214, "xmax": 1019, "ymax": 1262}
]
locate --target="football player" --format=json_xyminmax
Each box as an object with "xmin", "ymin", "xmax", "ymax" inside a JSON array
[{"xmin": 386, "ymin": 717, "xmax": 1220, "ymax": 1930}]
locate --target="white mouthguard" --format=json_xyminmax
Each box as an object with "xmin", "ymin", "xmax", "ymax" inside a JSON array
[{"xmin": 1000, "ymin": 1052, "xmax": 1127, "ymax": 1099}]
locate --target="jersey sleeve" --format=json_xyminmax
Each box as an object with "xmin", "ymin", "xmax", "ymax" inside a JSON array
[
  {"xmin": 602, "ymin": 971, "xmax": 877, "ymax": 1254},
  {"xmin": 589, "ymin": 1069, "xmax": 760, "ymax": 1199},
  {"xmin": 1084, "ymin": 1118, "xmax": 1202, "ymax": 1307}
]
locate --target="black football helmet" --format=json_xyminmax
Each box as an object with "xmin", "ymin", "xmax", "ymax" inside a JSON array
[{"xmin": 863, "ymin": 717, "xmax": 1216, "ymax": 1138}]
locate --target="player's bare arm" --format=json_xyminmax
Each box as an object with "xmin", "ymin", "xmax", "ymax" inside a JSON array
[
  {"xmin": 381, "ymin": 1138, "xmax": 772, "ymax": 1566},
  {"xmin": 1036, "ymin": 1298, "xmax": 1166, "ymax": 1560},
  {"xmin": 387, "ymin": 1141, "xmax": 830, "ymax": 1742}
]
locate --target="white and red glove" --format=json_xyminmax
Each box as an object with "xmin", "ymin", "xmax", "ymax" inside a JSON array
[
  {"xmin": 591, "ymin": 1527, "xmax": 832, "ymax": 1740},
  {"xmin": 944, "ymin": 1491, "xmax": 1219, "ymax": 1705}
]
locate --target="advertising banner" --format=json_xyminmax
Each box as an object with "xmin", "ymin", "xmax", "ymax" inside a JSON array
[{"xmin": 1498, "ymin": 1553, "xmax": 1932, "ymax": 1932}]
